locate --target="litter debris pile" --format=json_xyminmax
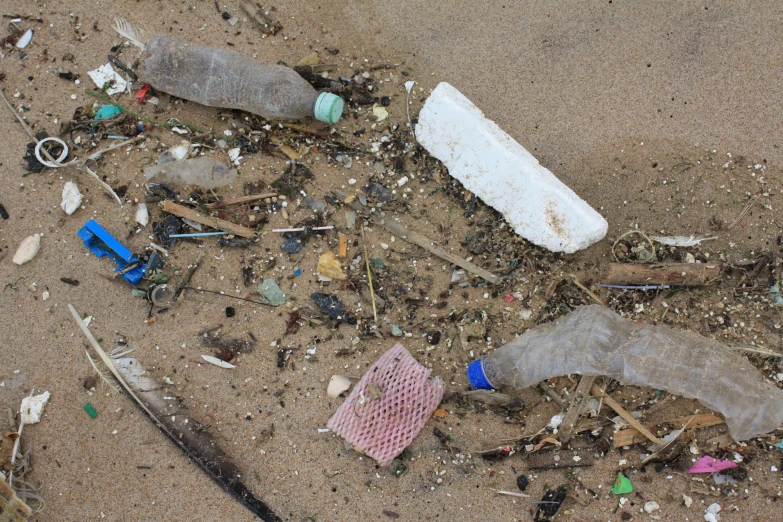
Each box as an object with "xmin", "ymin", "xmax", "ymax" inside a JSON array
[{"xmin": 2, "ymin": 9, "xmax": 783, "ymax": 522}]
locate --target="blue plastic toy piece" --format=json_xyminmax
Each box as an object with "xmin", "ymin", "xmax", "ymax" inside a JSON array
[{"xmin": 77, "ymin": 219, "xmax": 145, "ymax": 285}]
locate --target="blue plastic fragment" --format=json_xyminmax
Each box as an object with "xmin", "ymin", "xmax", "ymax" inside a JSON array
[
  {"xmin": 776, "ymin": 440, "xmax": 783, "ymax": 451},
  {"xmin": 294, "ymin": 268, "xmax": 302, "ymax": 276},
  {"xmin": 77, "ymin": 219, "xmax": 146, "ymax": 285}
]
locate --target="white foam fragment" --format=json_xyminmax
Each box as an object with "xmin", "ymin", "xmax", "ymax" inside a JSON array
[
  {"xmin": 61, "ymin": 181, "xmax": 83, "ymax": 215},
  {"xmin": 20, "ymin": 391, "xmax": 50, "ymax": 424},
  {"xmin": 416, "ymin": 82, "xmax": 607, "ymax": 253}
]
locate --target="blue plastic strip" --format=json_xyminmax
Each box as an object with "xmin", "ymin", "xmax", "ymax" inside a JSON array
[{"xmin": 77, "ymin": 219, "xmax": 146, "ymax": 285}]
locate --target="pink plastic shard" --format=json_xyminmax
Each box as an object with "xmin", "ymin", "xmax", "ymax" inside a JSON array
[
  {"xmin": 327, "ymin": 343, "xmax": 445, "ymax": 465},
  {"xmin": 688, "ymin": 455, "xmax": 738, "ymax": 474}
]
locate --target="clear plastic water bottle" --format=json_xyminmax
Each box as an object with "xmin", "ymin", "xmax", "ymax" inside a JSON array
[
  {"xmin": 139, "ymin": 36, "xmax": 344, "ymax": 124},
  {"xmin": 467, "ymin": 305, "xmax": 783, "ymax": 441}
]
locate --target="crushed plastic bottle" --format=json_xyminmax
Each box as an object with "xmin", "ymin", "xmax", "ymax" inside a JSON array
[
  {"xmin": 138, "ymin": 36, "xmax": 344, "ymax": 124},
  {"xmin": 144, "ymin": 156, "xmax": 236, "ymax": 189},
  {"xmin": 467, "ymin": 305, "xmax": 783, "ymax": 441}
]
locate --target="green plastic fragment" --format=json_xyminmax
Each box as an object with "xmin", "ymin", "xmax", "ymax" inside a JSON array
[
  {"xmin": 611, "ymin": 472, "xmax": 633, "ymax": 495},
  {"xmin": 371, "ymin": 258, "xmax": 385, "ymax": 270},
  {"xmin": 84, "ymin": 403, "xmax": 98, "ymax": 418}
]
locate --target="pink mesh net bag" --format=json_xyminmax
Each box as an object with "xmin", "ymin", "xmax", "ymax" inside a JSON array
[{"xmin": 327, "ymin": 343, "xmax": 445, "ymax": 465}]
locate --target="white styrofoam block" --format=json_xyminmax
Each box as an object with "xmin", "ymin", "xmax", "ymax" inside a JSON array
[{"xmin": 416, "ymin": 82, "xmax": 608, "ymax": 253}]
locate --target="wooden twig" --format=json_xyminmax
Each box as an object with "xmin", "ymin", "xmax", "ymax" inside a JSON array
[
  {"xmin": 160, "ymin": 201, "xmax": 256, "ymax": 238},
  {"xmin": 613, "ymin": 413, "xmax": 724, "ymax": 447},
  {"xmin": 558, "ymin": 376, "xmax": 596, "ymax": 444},
  {"xmin": 241, "ymin": 2, "xmax": 281, "ymax": 35},
  {"xmin": 361, "ymin": 226, "xmax": 378, "ymax": 322},
  {"xmin": 205, "ymin": 192, "xmax": 278, "ymax": 209},
  {"xmin": 603, "ymin": 262, "xmax": 721, "ymax": 286},
  {"xmin": 728, "ymin": 192, "xmax": 761, "ymax": 229},
  {"xmin": 382, "ymin": 219, "xmax": 499, "ymax": 284},
  {"xmin": 1, "ymin": 87, "xmax": 58, "ymax": 165},
  {"xmin": 332, "ymin": 189, "xmax": 499, "ymax": 284},
  {"xmin": 569, "ymin": 275, "xmax": 605, "ymax": 306},
  {"xmin": 280, "ymin": 122, "xmax": 331, "ymax": 139},
  {"xmin": 591, "ymin": 383, "xmax": 661, "ymax": 444},
  {"xmin": 539, "ymin": 381, "xmax": 565, "ymax": 408},
  {"xmin": 66, "ymin": 134, "xmax": 145, "ymax": 168}
]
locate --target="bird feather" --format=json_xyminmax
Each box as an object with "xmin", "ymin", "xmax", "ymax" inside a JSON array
[{"xmin": 69, "ymin": 304, "xmax": 281, "ymax": 521}]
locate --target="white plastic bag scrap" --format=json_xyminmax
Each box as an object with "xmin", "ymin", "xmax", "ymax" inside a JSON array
[
  {"xmin": 87, "ymin": 63, "xmax": 127, "ymax": 95},
  {"xmin": 20, "ymin": 391, "xmax": 50, "ymax": 424}
]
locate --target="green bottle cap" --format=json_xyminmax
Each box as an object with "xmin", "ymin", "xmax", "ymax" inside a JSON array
[{"xmin": 314, "ymin": 92, "xmax": 344, "ymax": 124}]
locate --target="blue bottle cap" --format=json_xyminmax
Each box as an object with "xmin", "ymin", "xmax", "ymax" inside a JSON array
[{"xmin": 467, "ymin": 359, "xmax": 494, "ymax": 390}]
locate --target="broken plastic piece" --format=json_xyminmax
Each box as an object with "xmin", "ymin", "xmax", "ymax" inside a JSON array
[
  {"xmin": 20, "ymin": 391, "xmax": 50, "ymax": 424},
  {"xmin": 688, "ymin": 455, "xmax": 738, "ymax": 474},
  {"xmin": 77, "ymin": 219, "xmax": 146, "ymax": 284},
  {"xmin": 416, "ymin": 82, "xmax": 607, "ymax": 253},
  {"xmin": 467, "ymin": 304, "xmax": 783, "ymax": 441},
  {"xmin": 327, "ymin": 344, "xmax": 445, "ymax": 465},
  {"xmin": 84, "ymin": 403, "xmax": 98, "ymax": 418},
  {"xmin": 611, "ymin": 473, "xmax": 633, "ymax": 495}
]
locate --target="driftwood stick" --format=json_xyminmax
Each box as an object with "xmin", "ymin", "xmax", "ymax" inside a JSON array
[
  {"xmin": 558, "ymin": 376, "xmax": 596, "ymax": 444},
  {"xmin": 205, "ymin": 192, "xmax": 278, "ymax": 209},
  {"xmin": 604, "ymin": 262, "xmax": 721, "ymax": 286},
  {"xmin": 160, "ymin": 201, "xmax": 256, "ymax": 238},
  {"xmin": 381, "ymin": 219, "xmax": 499, "ymax": 284},
  {"xmin": 592, "ymin": 383, "xmax": 661, "ymax": 444}
]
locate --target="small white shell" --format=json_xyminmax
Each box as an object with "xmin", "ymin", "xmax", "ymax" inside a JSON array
[
  {"xmin": 135, "ymin": 203, "xmax": 149, "ymax": 227},
  {"xmin": 13, "ymin": 234, "xmax": 41, "ymax": 265},
  {"xmin": 201, "ymin": 355, "xmax": 236, "ymax": 369},
  {"xmin": 327, "ymin": 374, "xmax": 351, "ymax": 398},
  {"xmin": 61, "ymin": 181, "xmax": 83, "ymax": 215},
  {"xmin": 16, "ymin": 29, "xmax": 33, "ymax": 49}
]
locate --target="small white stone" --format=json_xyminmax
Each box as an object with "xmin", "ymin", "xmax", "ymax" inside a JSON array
[
  {"xmin": 683, "ymin": 494, "xmax": 693, "ymax": 508},
  {"xmin": 348, "ymin": 178, "xmax": 357, "ymax": 185},
  {"xmin": 643, "ymin": 501, "xmax": 659, "ymax": 513},
  {"xmin": 397, "ymin": 176, "xmax": 409, "ymax": 187},
  {"xmin": 61, "ymin": 181, "xmax": 83, "ymax": 215},
  {"xmin": 13, "ymin": 234, "xmax": 41, "ymax": 265}
]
